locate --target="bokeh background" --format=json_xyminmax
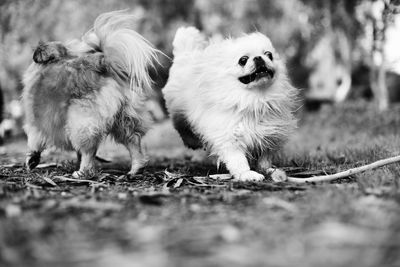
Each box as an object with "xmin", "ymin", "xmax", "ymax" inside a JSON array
[
  {"xmin": 1, "ymin": 0, "xmax": 400, "ymax": 141},
  {"xmin": 1, "ymin": 2, "xmax": 400, "ymax": 267}
]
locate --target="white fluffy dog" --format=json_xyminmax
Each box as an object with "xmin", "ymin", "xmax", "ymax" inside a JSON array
[
  {"xmin": 163, "ymin": 27, "xmax": 297, "ymax": 181},
  {"xmin": 22, "ymin": 11, "xmax": 160, "ymax": 178}
]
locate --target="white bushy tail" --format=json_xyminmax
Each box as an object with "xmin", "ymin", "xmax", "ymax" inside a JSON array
[
  {"xmin": 82, "ymin": 11, "xmax": 160, "ymax": 92},
  {"xmin": 172, "ymin": 27, "xmax": 207, "ymax": 56}
]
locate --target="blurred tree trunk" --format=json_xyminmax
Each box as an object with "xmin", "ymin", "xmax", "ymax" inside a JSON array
[
  {"xmin": 369, "ymin": 0, "xmax": 399, "ymax": 111},
  {"xmin": 370, "ymin": 0, "xmax": 389, "ymax": 111},
  {"xmin": 304, "ymin": 0, "xmax": 354, "ymax": 104}
]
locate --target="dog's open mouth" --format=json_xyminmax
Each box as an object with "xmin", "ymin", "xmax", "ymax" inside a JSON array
[{"xmin": 239, "ymin": 66, "xmax": 275, "ymax": 85}]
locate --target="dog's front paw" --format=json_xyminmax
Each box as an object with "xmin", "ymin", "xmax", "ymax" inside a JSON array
[
  {"xmin": 127, "ymin": 162, "xmax": 145, "ymax": 178},
  {"xmin": 126, "ymin": 168, "xmax": 140, "ymax": 178},
  {"xmin": 236, "ymin": 170, "xmax": 264, "ymax": 182},
  {"xmin": 26, "ymin": 151, "xmax": 41, "ymax": 170}
]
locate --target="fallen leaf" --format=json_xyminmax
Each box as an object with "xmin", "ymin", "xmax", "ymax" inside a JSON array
[
  {"xmin": 189, "ymin": 176, "xmax": 208, "ymax": 185},
  {"xmin": 209, "ymin": 174, "xmax": 232, "ymax": 180},
  {"xmin": 192, "ymin": 176, "xmax": 207, "ymax": 183},
  {"xmin": 164, "ymin": 170, "xmax": 185, "ymax": 179},
  {"xmin": 174, "ymin": 178, "xmax": 184, "ymax": 188},
  {"xmin": 53, "ymin": 176, "xmax": 107, "ymax": 186},
  {"xmin": 1, "ymin": 163, "xmax": 22, "ymax": 168},
  {"xmin": 36, "ymin": 163, "xmax": 59, "ymax": 169},
  {"xmin": 41, "ymin": 176, "xmax": 58, "ymax": 187}
]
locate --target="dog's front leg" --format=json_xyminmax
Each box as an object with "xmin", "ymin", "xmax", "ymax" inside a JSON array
[
  {"xmin": 219, "ymin": 147, "xmax": 264, "ymax": 181},
  {"xmin": 26, "ymin": 151, "xmax": 42, "ymax": 170},
  {"xmin": 126, "ymin": 137, "xmax": 147, "ymax": 177},
  {"xmin": 25, "ymin": 126, "xmax": 46, "ymax": 170},
  {"xmin": 72, "ymin": 149, "xmax": 96, "ymax": 178}
]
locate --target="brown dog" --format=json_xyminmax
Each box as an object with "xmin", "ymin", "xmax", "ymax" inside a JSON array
[{"xmin": 22, "ymin": 11, "xmax": 160, "ymax": 178}]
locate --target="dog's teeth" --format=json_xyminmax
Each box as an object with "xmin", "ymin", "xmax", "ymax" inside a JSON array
[{"xmin": 239, "ymin": 69, "xmax": 270, "ymax": 84}]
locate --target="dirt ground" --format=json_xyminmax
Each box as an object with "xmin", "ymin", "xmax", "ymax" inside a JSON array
[{"xmin": 0, "ymin": 101, "xmax": 399, "ymax": 267}]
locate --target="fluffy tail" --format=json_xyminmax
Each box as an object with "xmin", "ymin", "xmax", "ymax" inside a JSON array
[
  {"xmin": 80, "ymin": 11, "xmax": 160, "ymax": 92},
  {"xmin": 172, "ymin": 27, "xmax": 207, "ymax": 56}
]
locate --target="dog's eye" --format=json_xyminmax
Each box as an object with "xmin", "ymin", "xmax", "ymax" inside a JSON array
[
  {"xmin": 264, "ymin": 51, "xmax": 273, "ymax": 61},
  {"xmin": 238, "ymin": 56, "xmax": 248, "ymax": 66}
]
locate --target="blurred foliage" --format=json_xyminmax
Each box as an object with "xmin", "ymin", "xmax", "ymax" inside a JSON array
[{"xmin": 0, "ymin": 0, "xmax": 397, "ymax": 102}]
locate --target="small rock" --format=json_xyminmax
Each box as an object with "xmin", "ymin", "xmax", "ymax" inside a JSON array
[{"xmin": 269, "ymin": 168, "xmax": 288, "ymax": 182}]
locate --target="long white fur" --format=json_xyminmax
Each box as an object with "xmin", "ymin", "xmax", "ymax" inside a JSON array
[
  {"xmin": 69, "ymin": 10, "xmax": 159, "ymax": 93},
  {"xmin": 163, "ymin": 27, "xmax": 297, "ymax": 181}
]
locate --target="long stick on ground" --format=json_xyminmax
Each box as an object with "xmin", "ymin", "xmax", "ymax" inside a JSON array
[{"xmin": 287, "ymin": 155, "xmax": 400, "ymax": 184}]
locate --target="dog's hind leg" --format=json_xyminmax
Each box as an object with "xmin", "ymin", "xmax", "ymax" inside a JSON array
[
  {"xmin": 25, "ymin": 126, "xmax": 46, "ymax": 170},
  {"xmin": 73, "ymin": 149, "xmax": 98, "ymax": 178},
  {"xmin": 68, "ymin": 80, "xmax": 125, "ymax": 178},
  {"xmin": 125, "ymin": 136, "xmax": 147, "ymax": 176},
  {"xmin": 113, "ymin": 129, "xmax": 147, "ymax": 177},
  {"xmin": 67, "ymin": 113, "xmax": 104, "ymax": 178},
  {"xmin": 67, "ymin": 106, "xmax": 106, "ymax": 178},
  {"xmin": 68, "ymin": 120, "xmax": 102, "ymax": 178},
  {"xmin": 111, "ymin": 107, "xmax": 148, "ymax": 177}
]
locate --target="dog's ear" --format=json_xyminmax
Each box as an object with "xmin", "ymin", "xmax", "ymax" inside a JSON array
[
  {"xmin": 33, "ymin": 41, "xmax": 48, "ymax": 63},
  {"xmin": 33, "ymin": 46, "xmax": 44, "ymax": 64},
  {"xmin": 33, "ymin": 41, "xmax": 64, "ymax": 64}
]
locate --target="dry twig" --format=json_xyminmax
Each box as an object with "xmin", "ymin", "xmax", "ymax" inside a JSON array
[{"xmin": 287, "ymin": 155, "xmax": 400, "ymax": 184}]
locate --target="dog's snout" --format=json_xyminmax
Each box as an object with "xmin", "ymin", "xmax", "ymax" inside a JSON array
[{"xmin": 253, "ymin": 56, "xmax": 265, "ymax": 68}]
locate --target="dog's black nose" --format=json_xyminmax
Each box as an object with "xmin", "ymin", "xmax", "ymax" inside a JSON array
[{"xmin": 253, "ymin": 56, "xmax": 265, "ymax": 68}]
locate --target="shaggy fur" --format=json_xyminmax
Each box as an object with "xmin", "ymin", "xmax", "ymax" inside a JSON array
[
  {"xmin": 163, "ymin": 27, "xmax": 297, "ymax": 181},
  {"xmin": 22, "ymin": 11, "xmax": 160, "ymax": 178}
]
